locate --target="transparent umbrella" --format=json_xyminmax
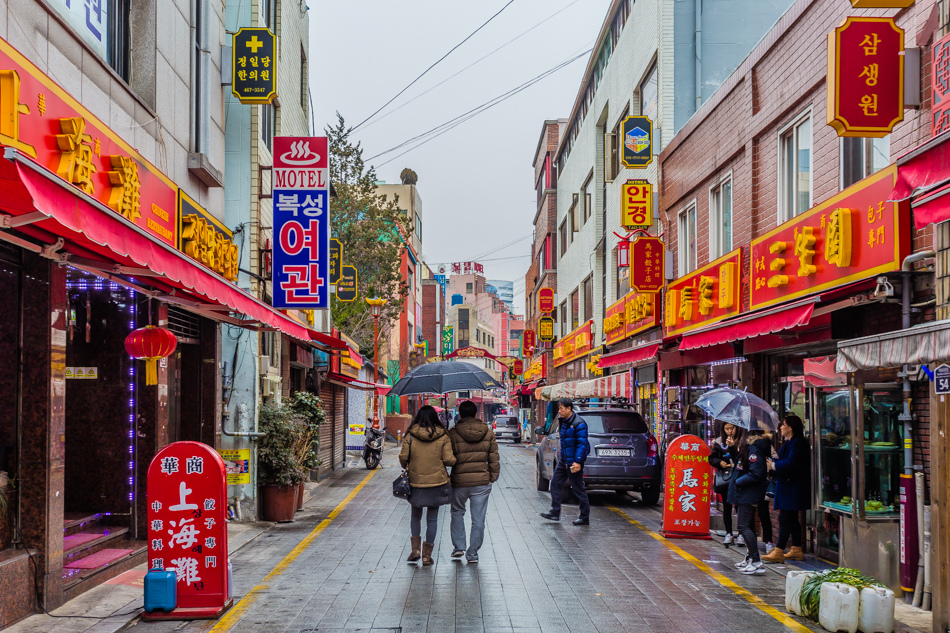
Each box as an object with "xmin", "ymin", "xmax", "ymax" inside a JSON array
[{"xmin": 694, "ymin": 387, "xmax": 779, "ymax": 432}]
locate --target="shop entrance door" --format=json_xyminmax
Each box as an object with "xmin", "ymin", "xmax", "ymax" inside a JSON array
[{"xmin": 168, "ymin": 342, "xmax": 203, "ymax": 444}]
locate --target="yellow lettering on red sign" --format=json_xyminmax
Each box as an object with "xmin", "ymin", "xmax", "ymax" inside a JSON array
[
  {"xmin": 56, "ymin": 117, "xmax": 97, "ymax": 195},
  {"xmin": 679, "ymin": 286, "xmax": 694, "ymax": 322},
  {"xmin": 0, "ymin": 70, "xmax": 37, "ymax": 158},
  {"xmin": 106, "ymin": 155, "xmax": 142, "ymax": 222},
  {"xmin": 825, "ymin": 208, "xmax": 853, "ymax": 268},
  {"xmin": 698, "ymin": 276, "xmax": 715, "ymax": 316},
  {"xmin": 794, "ymin": 226, "xmax": 817, "ymax": 277},
  {"xmin": 665, "ymin": 290, "xmax": 678, "ymax": 327},
  {"xmin": 718, "ymin": 262, "xmax": 735, "ymax": 309}
]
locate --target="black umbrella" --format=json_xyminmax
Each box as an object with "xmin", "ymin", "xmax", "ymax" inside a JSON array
[{"xmin": 389, "ymin": 360, "xmax": 502, "ymax": 396}]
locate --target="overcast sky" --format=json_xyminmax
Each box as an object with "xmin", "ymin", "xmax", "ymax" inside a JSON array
[{"xmin": 310, "ymin": 0, "xmax": 613, "ymax": 315}]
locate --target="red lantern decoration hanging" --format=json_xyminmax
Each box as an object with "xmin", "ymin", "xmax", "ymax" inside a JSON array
[{"xmin": 124, "ymin": 326, "xmax": 178, "ymax": 385}]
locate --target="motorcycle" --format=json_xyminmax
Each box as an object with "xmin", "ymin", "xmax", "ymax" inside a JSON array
[{"xmin": 362, "ymin": 423, "xmax": 383, "ymax": 470}]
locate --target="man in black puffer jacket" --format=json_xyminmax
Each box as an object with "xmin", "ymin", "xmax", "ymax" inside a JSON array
[
  {"xmin": 447, "ymin": 400, "xmax": 500, "ymax": 563},
  {"xmin": 541, "ymin": 398, "xmax": 591, "ymax": 525}
]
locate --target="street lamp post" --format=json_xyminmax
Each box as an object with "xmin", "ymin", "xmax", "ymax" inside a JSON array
[{"xmin": 366, "ymin": 297, "xmax": 387, "ymax": 429}]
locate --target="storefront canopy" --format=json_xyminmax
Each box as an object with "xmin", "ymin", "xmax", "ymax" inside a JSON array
[
  {"xmin": 836, "ymin": 319, "xmax": 950, "ymax": 372},
  {"xmin": 890, "ymin": 130, "xmax": 950, "ymax": 229},
  {"xmin": 575, "ymin": 373, "xmax": 630, "ymax": 399},
  {"xmin": 678, "ymin": 300, "xmax": 816, "ymax": 351},
  {"xmin": 598, "ymin": 343, "xmax": 659, "ymax": 369},
  {"xmin": 0, "ymin": 149, "xmax": 344, "ymax": 349}
]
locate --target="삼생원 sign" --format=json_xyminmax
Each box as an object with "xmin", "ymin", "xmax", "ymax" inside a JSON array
[
  {"xmin": 827, "ymin": 17, "xmax": 904, "ymax": 138},
  {"xmin": 664, "ymin": 249, "xmax": 742, "ymax": 337},
  {"xmin": 749, "ymin": 165, "xmax": 910, "ymax": 310},
  {"xmin": 231, "ymin": 28, "xmax": 278, "ymax": 105},
  {"xmin": 272, "ymin": 137, "xmax": 330, "ymax": 309},
  {"xmin": 146, "ymin": 442, "xmax": 230, "ymax": 619},
  {"xmin": 621, "ymin": 180, "xmax": 653, "ymax": 230},
  {"xmin": 620, "ymin": 116, "xmax": 653, "ymax": 168},
  {"xmin": 0, "ymin": 37, "xmax": 178, "ymax": 246},
  {"xmin": 661, "ymin": 435, "xmax": 712, "ymax": 539}
]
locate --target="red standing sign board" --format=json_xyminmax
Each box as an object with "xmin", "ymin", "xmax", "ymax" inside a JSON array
[
  {"xmin": 145, "ymin": 442, "xmax": 231, "ymax": 620},
  {"xmin": 662, "ymin": 435, "xmax": 712, "ymax": 539}
]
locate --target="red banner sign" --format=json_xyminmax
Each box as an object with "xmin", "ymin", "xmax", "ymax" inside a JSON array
[
  {"xmin": 513, "ymin": 359, "xmax": 524, "ymax": 375},
  {"xmin": 553, "ymin": 320, "xmax": 593, "ymax": 368},
  {"xmin": 661, "ymin": 434, "xmax": 712, "ymax": 539},
  {"xmin": 750, "ymin": 165, "xmax": 910, "ymax": 310},
  {"xmin": 664, "ymin": 249, "xmax": 742, "ymax": 337},
  {"xmin": 522, "ymin": 329, "xmax": 536, "ymax": 356},
  {"xmin": 827, "ymin": 17, "xmax": 904, "ymax": 137},
  {"xmin": 603, "ymin": 290, "xmax": 660, "ymax": 346},
  {"xmin": 0, "ymin": 37, "xmax": 179, "ymax": 245},
  {"xmin": 631, "ymin": 236, "xmax": 664, "ymax": 293},
  {"xmin": 537, "ymin": 287, "xmax": 555, "ymax": 313},
  {"xmin": 933, "ymin": 32, "xmax": 950, "ymax": 136},
  {"xmin": 146, "ymin": 442, "xmax": 230, "ymax": 616}
]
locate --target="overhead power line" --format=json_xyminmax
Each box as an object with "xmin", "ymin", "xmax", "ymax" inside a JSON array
[
  {"xmin": 351, "ymin": 0, "xmax": 516, "ymax": 132},
  {"xmin": 369, "ymin": 48, "xmax": 592, "ymax": 168},
  {"xmin": 359, "ymin": 0, "xmax": 581, "ymax": 132}
]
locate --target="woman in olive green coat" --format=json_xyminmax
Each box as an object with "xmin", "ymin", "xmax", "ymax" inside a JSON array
[{"xmin": 399, "ymin": 406, "xmax": 456, "ymax": 565}]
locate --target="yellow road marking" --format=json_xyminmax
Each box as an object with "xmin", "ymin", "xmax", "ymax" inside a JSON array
[
  {"xmin": 209, "ymin": 469, "xmax": 379, "ymax": 632},
  {"xmin": 607, "ymin": 506, "xmax": 813, "ymax": 633}
]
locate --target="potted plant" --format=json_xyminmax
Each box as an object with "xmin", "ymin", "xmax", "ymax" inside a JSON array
[
  {"xmin": 287, "ymin": 392, "xmax": 325, "ymax": 509},
  {"xmin": 257, "ymin": 402, "xmax": 303, "ymax": 522}
]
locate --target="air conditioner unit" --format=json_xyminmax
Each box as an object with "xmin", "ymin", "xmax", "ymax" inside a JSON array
[
  {"xmin": 259, "ymin": 355, "xmax": 272, "ymax": 375},
  {"xmin": 261, "ymin": 377, "xmax": 272, "ymax": 397}
]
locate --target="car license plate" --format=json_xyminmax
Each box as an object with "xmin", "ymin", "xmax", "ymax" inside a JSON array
[{"xmin": 599, "ymin": 448, "xmax": 630, "ymax": 457}]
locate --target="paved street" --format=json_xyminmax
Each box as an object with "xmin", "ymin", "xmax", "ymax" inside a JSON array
[{"xmin": 129, "ymin": 441, "xmax": 821, "ymax": 633}]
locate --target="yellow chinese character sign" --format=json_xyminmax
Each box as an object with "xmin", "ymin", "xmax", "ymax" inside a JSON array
[
  {"xmin": 178, "ymin": 191, "xmax": 240, "ymax": 282},
  {"xmin": 664, "ymin": 249, "xmax": 742, "ymax": 337},
  {"xmin": 232, "ymin": 28, "xmax": 278, "ymax": 104}
]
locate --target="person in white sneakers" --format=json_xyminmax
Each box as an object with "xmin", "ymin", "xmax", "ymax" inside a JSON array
[
  {"xmin": 709, "ymin": 423, "xmax": 739, "ymax": 545},
  {"xmin": 726, "ymin": 426, "xmax": 773, "ymax": 575}
]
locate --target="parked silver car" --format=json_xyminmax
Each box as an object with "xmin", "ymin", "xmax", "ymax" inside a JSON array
[
  {"xmin": 535, "ymin": 407, "xmax": 661, "ymax": 505},
  {"xmin": 492, "ymin": 415, "xmax": 521, "ymax": 443}
]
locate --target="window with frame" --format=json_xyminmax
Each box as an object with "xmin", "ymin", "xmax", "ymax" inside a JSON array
[
  {"xmin": 583, "ymin": 174, "xmax": 593, "ymax": 223},
  {"xmin": 678, "ymin": 203, "xmax": 697, "ymax": 276},
  {"xmin": 466, "ymin": 282, "xmax": 473, "ymax": 294},
  {"xmin": 640, "ymin": 62, "xmax": 658, "ymax": 121},
  {"xmin": 616, "ymin": 250, "xmax": 630, "ymax": 297},
  {"xmin": 779, "ymin": 113, "xmax": 812, "ymax": 220},
  {"xmin": 608, "ymin": 107, "xmax": 629, "ymax": 181},
  {"xmin": 560, "ymin": 301, "xmax": 568, "ymax": 336},
  {"xmin": 841, "ymin": 137, "xmax": 890, "ymax": 189},
  {"xmin": 300, "ymin": 49, "xmax": 308, "ymax": 110},
  {"xmin": 559, "ymin": 220, "xmax": 568, "ymax": 256},
  {"xmin": 582, "ymin": 276, "xmax": 593, "ymax": 322},
  {"xmin": 261, "ymin": 0, "xmax": 275, "ymax": 28},
  {"xmin": 569, "ymin": 195, "xmax": 578, "ymax": 239},
  {"xmin": 710, "ymin": 176, "xmax": 733, "ymax": 259},
  {"xmin": 570, "ymin": 289, "xmax": 580, "ymax": 330},
  {"xmin": 261, "ymin": 104, "xmax": 274, "ymax": 150}
]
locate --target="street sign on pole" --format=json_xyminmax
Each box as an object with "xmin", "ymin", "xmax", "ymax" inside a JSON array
[
  {"xmin": 231, "ymin": 28, "xmax": 277, "ymax": 104},
  {"xmin": 935, "ymin": 364, "xmax": 950, "ymax": 394},
  {"xmin": 538, "ymin": 316, "xmax": 555, "ymax": 341},
  {"xmin": 336, "ymin": 265, "xmax": 357, "ymax": 302}
]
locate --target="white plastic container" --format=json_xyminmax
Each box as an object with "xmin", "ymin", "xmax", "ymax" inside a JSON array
[
  {"xmin": 858, "ymin": 586, "xmax": 895, "ymax": 633},
  {"xmin": 785, "ymin": 570, "xmax": 815, "ymax": 615},
  {"xmin": 819, "ymin": 582, "xmax": 859, "ymax": 633}
]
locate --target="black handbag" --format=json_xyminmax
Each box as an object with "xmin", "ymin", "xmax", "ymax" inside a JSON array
[
  {"xmin": 714, "ymin": 467, "xmax": 733, "ymax": 495},
  {"xmin": 393, "ymin": 437, "xmax": 412, "ymax": 500}
]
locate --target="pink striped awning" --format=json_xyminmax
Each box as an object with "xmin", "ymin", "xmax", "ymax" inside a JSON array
[{"xmin": 575, "ymin": 374, "xmax": 631, "ymax": 399}]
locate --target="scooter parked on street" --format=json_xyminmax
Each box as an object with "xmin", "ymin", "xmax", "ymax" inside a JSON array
[{"xmin": 363, "ymin": 423, "xmax": 383, "ymax": 470}]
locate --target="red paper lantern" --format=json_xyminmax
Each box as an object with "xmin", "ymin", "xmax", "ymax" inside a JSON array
[{"xmin": 125, "ymin": 326, "xmax": 177, "ymax": 385}]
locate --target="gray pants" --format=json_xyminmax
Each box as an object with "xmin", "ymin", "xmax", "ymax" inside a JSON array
[{"xmin": 450, "ymin": 484, "xmax": 492, "ymax": 558}]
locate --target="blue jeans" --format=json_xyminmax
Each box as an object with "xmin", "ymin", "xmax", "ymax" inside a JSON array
[
  {"xmin": 450, "ymin": 484, "xmax": 492, "ymax": 558},
  {"xmin": 550, "ymin": 464, "xmax": 590, "ymax": 520}
]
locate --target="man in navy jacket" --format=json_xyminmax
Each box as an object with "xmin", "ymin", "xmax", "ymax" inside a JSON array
[{"xmin": 541, "ymin": 398, "xmax": 591, "ymax": 525}]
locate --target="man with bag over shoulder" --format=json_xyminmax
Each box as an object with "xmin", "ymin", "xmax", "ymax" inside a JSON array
[{"xmin": 541, "ymin": 398, "xmax": 591, "ymax": 525}]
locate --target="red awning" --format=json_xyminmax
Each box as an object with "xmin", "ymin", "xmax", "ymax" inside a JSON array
[
  {"xmin": 0, "ymin": 150, "xmax": 335, "ymax": 346},
  {"xmin": 598, "ymin": 343, "xmax": 660, "ymax": 369},
  {"xmin": 520, "ymin": 381, "xmax": 539, "ymax": 395},
  {"xmin": 891, "ymin": 131, "xmax": 950, "ymax": 229},
  {"xmin": 344, "ymin": 344, "xmax": 363, "ymax": 365},
  {"xmin": 678, "ymin": 301, "xmax": 816, "ymax": 351}
]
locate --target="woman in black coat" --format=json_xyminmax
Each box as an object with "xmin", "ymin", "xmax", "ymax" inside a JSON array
[
  {"xmin": 762, "ymin": 414, "xmax": 811, "ymax": 563},
  {"xmin": 727, "ymin": 427, "xmax": 772, "ymax": 575},
  {"xmin": 709, "ymin": 423, "xmax": 740, "ymax": 545}
]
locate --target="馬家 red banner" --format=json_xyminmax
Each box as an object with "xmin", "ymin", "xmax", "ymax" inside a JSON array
[
  {"xmin": 631, "ymin": 236, "xmax": 664, "ymax": 293},
  {"xmin": 662, "ymin": 435, "xmax": 712, "ymax": 539},
  {"xmin": 827, "ymin": 17, "xmax": 904, "ymax": 137}
]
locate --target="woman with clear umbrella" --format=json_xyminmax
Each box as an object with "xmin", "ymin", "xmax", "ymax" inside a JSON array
[{"xmin": 695, "ymin": 388, "xmax": 778, "ymax": 576}]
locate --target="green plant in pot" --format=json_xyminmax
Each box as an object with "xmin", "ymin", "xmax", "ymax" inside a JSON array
[
  {"xmin": 288, "ymin": 391, "xmax": 325, "ymax": 477},
  {"xmin": 258, "ymin": 401, "xmax": 303, "ymax": 522}
]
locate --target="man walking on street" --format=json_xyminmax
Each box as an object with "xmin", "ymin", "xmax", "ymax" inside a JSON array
[
  {"xmin": 541, "ymin": 398, "xmax": 591, "ymax": 525},
  {"xmin": 447, "ymin": 400, "xmax": 500, "ymax": 563}
]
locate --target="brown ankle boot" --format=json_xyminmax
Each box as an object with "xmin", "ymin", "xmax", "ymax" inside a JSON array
[
  {"xmin": 761, "ymin": 547, "xmax": 785, "ymax": 564},
  {"xmin": 421, "ymin": 542, "xmax": 435, "ymax": 566},
  {"xmin": 407, "ymin": 536, "xmax": 422, "ymax": 562},
  {"xmin": 785, "ymin": 546, "xmax": 805, "ymax": 561}
]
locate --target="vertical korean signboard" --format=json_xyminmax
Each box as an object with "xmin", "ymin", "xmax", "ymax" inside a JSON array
[
  {"xmin": 827, "ymin": 17, "xmax": 904, "ymax": 137},
  {"xmin": 662, "ymin": 435, "xmax": 712, "ymax": 539},
  {"xmin": 273, "ymin": 137, "xmax": 330, "ymax": 309},
  {"xmin": 146, "ymin": 442, "xmax": 230, "ymax": 617}
]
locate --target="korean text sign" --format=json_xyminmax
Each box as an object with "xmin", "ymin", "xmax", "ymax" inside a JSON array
[
  {"xmin": 621, "ymin": 180, "xmax": 653, "ymax": 230},
  {"xmin": 148, "ymin": 442, "xmax": 229, "ymax": 611},
  {"xmin": 0, "ymin": 37, "xmax": 178, "ymax": 246},
  {"xmin": 664, "ymin": 249, "xmax": 742, "ymax": 337},
  {"xmin": 750, "ymin": 165, "xmax": 909, "ymax": 310},
  {"xmin": 827, "ymin": 17, "xmax": 904, "ymax": 137},
  {"xmin": 272, "ymin": 137, "xmax": 330, "ymax": 309},
  {"xmin": 661, "ymin": 435, "xmax": 712, "ymax": 539},
  {"xmin": 231, "ymin": 28, "xmax": 278, "ymax": 104}
]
